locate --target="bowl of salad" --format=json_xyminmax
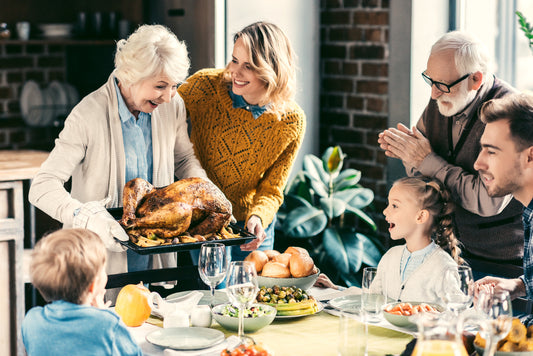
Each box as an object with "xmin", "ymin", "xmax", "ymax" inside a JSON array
[{"xmin": 212, "ymin": 303, "xmax": 276, "ymax": 333}]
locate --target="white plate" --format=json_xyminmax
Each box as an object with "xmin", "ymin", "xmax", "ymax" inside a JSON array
[
  {"xmin": 63, "ymin": 83, "xmax": 80, "ymax": 109},
  {"xmin": 275, "ymin": 300, "xmax": 324, "ymax": 319},
  {"xmin": 40, "ymin": 87, "xmax": 54, "ymax": 126},
  {"xmin": 20, "ymin": 80, "xmax": 43, "ymax": 126},
  {"xmin": 146, "ymin": 327, "xmax": 224, "ymax": 350},
  {"xmin": 328, "ymin": 294, "xmax": 362, "ymax": 314},
  {"xmin": 166, "ymin": 290, "xmax": 229, "ymax": 306},
  {"xmin": 48, "ymin": 81, "xmax": 69, "ymax": 116}
]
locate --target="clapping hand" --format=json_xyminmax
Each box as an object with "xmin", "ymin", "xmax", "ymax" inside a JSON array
[{"xmin": 378, "ymin": 123, "xmax": 432, "ymax": 168}]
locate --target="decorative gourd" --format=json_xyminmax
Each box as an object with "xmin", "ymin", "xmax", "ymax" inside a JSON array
[{"xmin": 114, "ymin": 282, "xmax": 151, "ymax": 327}]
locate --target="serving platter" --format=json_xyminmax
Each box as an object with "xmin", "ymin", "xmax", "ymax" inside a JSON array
[
  {"xmin": 328, "ymin": 294, "xmax": 363, "ymax": 314},
  {"xmin": 274, "ymin": 300, "xmax": 324, "ymax": 319},
  {"xmin": 146, "ymin": 327, "xmax": 224, "ymax": 350},
  {"xmin": 108, "ymin": 208, "xmax": 254, "ymax": 254}
]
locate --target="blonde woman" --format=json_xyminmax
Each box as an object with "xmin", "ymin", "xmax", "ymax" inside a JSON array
[
  {"xmin": 178, "ymin": 21, "xmax": 306, "ymax": 261},
  {"xmin": 29, "ymin": 24, "xmax": 207, "ymax": 279}
]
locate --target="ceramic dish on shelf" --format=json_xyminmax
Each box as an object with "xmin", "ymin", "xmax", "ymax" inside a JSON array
[
  {"xmin": 39, "ymin": 87, "xmax": 55, "ymax": 126},
  {"xmin": 48, "ymin": 81, "xmax": 69, "ymax": 116},
  {"xmin": 38, "ymin": 23, "xmax": 73, "ymax": 38},
  {"xmin": 20, "ymin": 80, "xmax": 43, "ymax": 126},
  {"xmin": 63, "ymin": 82, "xmax": 79, "ymax": 109}
]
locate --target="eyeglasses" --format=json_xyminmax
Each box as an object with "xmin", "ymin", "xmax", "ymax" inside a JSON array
[{"xmin": 421, "ymin": 72, "xmax": 471, "ymax": 93}]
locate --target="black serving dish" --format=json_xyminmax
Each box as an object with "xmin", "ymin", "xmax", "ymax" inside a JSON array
[{"xmin": 109, "ymin": 208, "xmax": 255, "ymax": 255}]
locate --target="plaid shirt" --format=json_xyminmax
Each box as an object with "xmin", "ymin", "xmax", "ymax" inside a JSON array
[{"xmin": 521, "ymin": 199, "xmax": 533, "ymax": 298}]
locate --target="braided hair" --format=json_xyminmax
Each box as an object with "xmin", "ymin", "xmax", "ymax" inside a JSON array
[{"xmin": 394, "ymin": 176, "xmax": 464, "ymax": 265}]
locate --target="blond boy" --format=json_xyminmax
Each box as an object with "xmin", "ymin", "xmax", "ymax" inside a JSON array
[{"xmin": 22, "ymin": 229, "xmax": 141, "ymax": 356}]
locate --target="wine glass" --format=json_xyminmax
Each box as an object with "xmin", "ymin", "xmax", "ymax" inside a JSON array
[
  {"xmin": 226, "ymin": 261, "xmax": 259, "ymax": 342},
  {"xmin": 476, "ymin": 289, "xmax": 513, "ymax": 356},
  {"xmin": 441, "ymin": 265, "xmax": 474, "ymax": 314},
  {"xmin": 198, "ymin": 242, "xmax": 227, "ymax": 308}
]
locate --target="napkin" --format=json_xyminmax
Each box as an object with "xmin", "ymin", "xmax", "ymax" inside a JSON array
[
  {"xmin": 150, "ymin": 291, "xmax": 204, "ymax": 319},
  {"xmin": 163, "ymin": 336, "xmax": 241, "ymax": 356}
]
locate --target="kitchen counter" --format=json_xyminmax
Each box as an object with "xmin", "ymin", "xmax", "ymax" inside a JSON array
[
  {"xmin": 0, "ymin": 149, "xmax": 48, "ymax": 356},
  {"xmin": 0, "ymin": 150, "xmax": 49, "ymax": 181}
]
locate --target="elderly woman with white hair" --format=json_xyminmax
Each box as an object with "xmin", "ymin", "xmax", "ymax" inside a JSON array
[{"xmin": 29, "ymin": 24, "xmax": 208, "ymax": 279}]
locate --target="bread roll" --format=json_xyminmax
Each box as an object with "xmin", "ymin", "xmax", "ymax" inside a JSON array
[
  {"xmin": 263, "ymin": 249, "xmax": 281, "ymax": 260},
  {"xmin": 289, "ymin": 254, "xmax": 315, "ymax": 278},
  {"xmin": 261, "ymin": 261, "xmax": 291, "ymax": 278},
  {"xmin": 244, "ymin": 250, "xmax": 268, "ymax": 272},
  {"xmin": 272, "ymin": 253, "xmax": 292, "ymax": 267},
  {"xmin": 284, "ymin": 246, "xmax": 309, "ymax": 257}
]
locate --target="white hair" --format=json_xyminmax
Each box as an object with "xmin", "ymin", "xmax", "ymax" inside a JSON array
[
  {"xmin": 114, "ymin": 24, "xmax": 190, "ymax": 87},
  {"xmin": 431, "ymin": 31, "xmax": 493, "ymax": 81}
]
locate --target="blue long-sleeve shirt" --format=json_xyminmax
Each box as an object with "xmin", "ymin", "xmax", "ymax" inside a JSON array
[{"xmin": 22, "ymin": 300, "xmax": 142, "ymax": 356}]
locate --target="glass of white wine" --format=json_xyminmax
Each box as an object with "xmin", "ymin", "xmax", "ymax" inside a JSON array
[
  {"xmin": 198, "ymin": 242, "xmax": 227, "ymax": 308},
  {"xmin": 226, "ymin": 261, "xmax": 259, "ymax": 342}
]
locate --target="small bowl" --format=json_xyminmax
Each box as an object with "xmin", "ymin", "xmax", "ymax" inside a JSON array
[
  {"xmin": 382, "ymin": 301, "xmax": 444, "ymax": 328},
  {"xmin": 212, "ymin": 303, "xmax": 276, "ymax": 333},
  {"xmin": 257, "ymin": 269, "xmax": 320, "ymax": 291}
]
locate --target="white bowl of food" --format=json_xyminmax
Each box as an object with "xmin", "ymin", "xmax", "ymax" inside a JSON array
[
  {"xmin": 212, "ymin": 303, "xmax": 276, "ymax": 333},
  {"xmin": 382, "ymin": 301, "xmax": 443, "ymax": 328}
]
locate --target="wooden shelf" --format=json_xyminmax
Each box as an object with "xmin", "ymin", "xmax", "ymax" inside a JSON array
[{"xmin": 0, "ymin": 38, "xmax": 116, "ymax": 45}]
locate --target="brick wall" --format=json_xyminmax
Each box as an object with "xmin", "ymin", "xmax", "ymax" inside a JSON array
[
  {"xmin": 320, "ymin": 0, "xmax": 390, "ymax": 240},
  {"xmin": 0, "ymin": 41, "xmax": 66, "ymax": 150}
]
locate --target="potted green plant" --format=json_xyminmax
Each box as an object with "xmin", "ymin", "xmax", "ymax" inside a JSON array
[
  {"xmin": 276, "ymin": 146, "xmax": 384, "ymax": 287},
  {"xmin": 517, "ymin": 11, "xmax": 533, "ymax": 52}
]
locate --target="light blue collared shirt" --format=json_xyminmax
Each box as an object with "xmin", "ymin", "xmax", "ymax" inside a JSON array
[
  {"xmin": 400, "ymin": 241, "xmax": 438, "ymax": 282},
  {"xmin": 114, "ymin": 78, "xmax": 153, "ymax": 184},
  {"xmin": 228, "ymin": 90, "xmax": 268, "ymax": 119}
]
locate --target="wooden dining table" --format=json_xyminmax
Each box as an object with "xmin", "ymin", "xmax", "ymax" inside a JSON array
[{"xmin": 126, "ymin": 287, "xmax": 415, "ymax": 356}]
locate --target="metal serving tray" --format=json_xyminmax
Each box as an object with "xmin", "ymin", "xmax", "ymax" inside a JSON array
[{"xmin": 108, "ymin": 208, "xmax": 255, "ymax": 255}]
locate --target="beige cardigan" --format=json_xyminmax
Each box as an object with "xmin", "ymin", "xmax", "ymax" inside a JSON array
[{"xmin": 29, "ymin": 73, "xmax": 207, "ymax": 275}]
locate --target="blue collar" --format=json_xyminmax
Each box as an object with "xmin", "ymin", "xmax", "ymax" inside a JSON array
[
  {"xmin": 228, "ymin": 90, "xmax": 268, "ymax": 119},
  {"xmin": 114, "ymin": 77, "xmax": 151, "ymax": 123}
]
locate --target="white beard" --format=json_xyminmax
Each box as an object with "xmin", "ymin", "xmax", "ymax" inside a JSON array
[{"xmin": 436, "ymin": 82, "xmax": 477, "ymax": 117}]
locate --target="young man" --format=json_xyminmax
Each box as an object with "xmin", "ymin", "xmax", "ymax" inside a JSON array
[{"xmin": 473, "ymin": 92, "xmax": 533, "ymax": 322}]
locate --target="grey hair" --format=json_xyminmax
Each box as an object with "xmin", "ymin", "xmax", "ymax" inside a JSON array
[
  {"xmin": 114, "ymin": 24, "xmax": 190, "ymax": 87},
  {"xmin": 431, "ymin": 31, "xmax": 493, "ymax": 82}
]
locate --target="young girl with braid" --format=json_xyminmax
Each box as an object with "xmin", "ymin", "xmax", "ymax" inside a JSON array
[{"xmin": 316, "ymin": 176, "xmax": 463, "ymax": 304}]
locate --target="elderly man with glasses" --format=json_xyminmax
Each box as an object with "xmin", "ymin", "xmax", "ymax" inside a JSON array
[{"xmin": 378, "ymin": 31, "xmax": 524, "ymax": 280}]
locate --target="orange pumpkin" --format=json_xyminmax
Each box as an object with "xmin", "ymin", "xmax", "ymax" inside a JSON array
[{"xmin": 114, "ymin": 282, "xmax": 151, "ymax": 327}]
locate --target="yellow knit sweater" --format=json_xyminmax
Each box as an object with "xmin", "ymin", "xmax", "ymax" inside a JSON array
[{"xmin": 178, "ymin": 69, "xmax": 306, "ymax": 227}]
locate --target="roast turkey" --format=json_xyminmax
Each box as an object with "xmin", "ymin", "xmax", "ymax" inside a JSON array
[{"xmin": 119, "ymin": 177, "xmax": 232, "ymax": 237}]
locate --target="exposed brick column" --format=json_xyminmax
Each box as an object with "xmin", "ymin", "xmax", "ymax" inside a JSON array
[{"xmin": 320, "ymin": 0, "xmax": 390, "ymax": 240}]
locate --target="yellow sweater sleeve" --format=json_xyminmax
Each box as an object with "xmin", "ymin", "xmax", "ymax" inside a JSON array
[{"xmin": 178, "ymin": 69, "xmax": 306, "ymax": 227}]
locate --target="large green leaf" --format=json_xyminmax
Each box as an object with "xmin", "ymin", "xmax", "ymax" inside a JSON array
[
  {"xmin": 332, "ymin": 187, "xmax": 369, "ymax": 205},
  {"xmin": 319, "ymin": 196, "xmax": 346, "ymax": 219},
  {"xmin": 322, "ymin": 227, "xmax": 364, "ymax": 275},
  {"xmin": 303, "ymin": 154, "xmax": 330, "ymax": 186},
  {"xmin": 302, "ymin": 171, "xmax": 328, "ymax": 198},
  {"xmin": 333, "ymin": 169, "xmax": 361, "ymax": 190},
  {"xmin": 282, "ymin": 206, "xmax": 328, "ymax": 238},
  {"xmin": 357, "ymin": 233, "xmax": 383, "ymax": 266},
  {"xmin": 344, "ymin": 205, "xmax": 377, "ymax": 231},
  {"xmin": 284, "ymin": 194, "xmax": 313, "ymax": 211},
  {"xmin": 345, "ymin": 188, "xmax": 374, "ymax": 208}
]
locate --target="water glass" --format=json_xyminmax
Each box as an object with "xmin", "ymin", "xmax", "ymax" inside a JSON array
[
  {"xmin": 338, "ymin": 310, "xmax": 367, "ymax": 356},
  {"xmin": 198, "ymin": 242, "xmax": 227, "ymax": 307},
  {"xmin": 476, "ymin": 290, "xmax": 513, "ymax": 356},
  {"xmin": 361, "ymin": 267, "xmax": 385, "ymax": 323},
  {"xmin": 442, "ymin": 265, "xmax": 474, "ymax": 314}
]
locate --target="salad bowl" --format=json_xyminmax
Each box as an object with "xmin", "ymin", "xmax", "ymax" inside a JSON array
[{"xmin": 212, "ymin": 303, "xmax": 276, "ymax": 333}]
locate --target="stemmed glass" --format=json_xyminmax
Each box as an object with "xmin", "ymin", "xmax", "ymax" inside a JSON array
[
  {"xmin": 226, "ymin": 261, "xmax": 259, "ymax": 342},
  {"xmin": 442, "ymin": 265, "xmax": 474, "ymax": 314},
  {"xmin": 476, "ymin": 289, "xmax": 513, "ymax": 356},
  {"xmin": 198, "ymin": 242, "xmax": 228, "ymax": 308}
]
